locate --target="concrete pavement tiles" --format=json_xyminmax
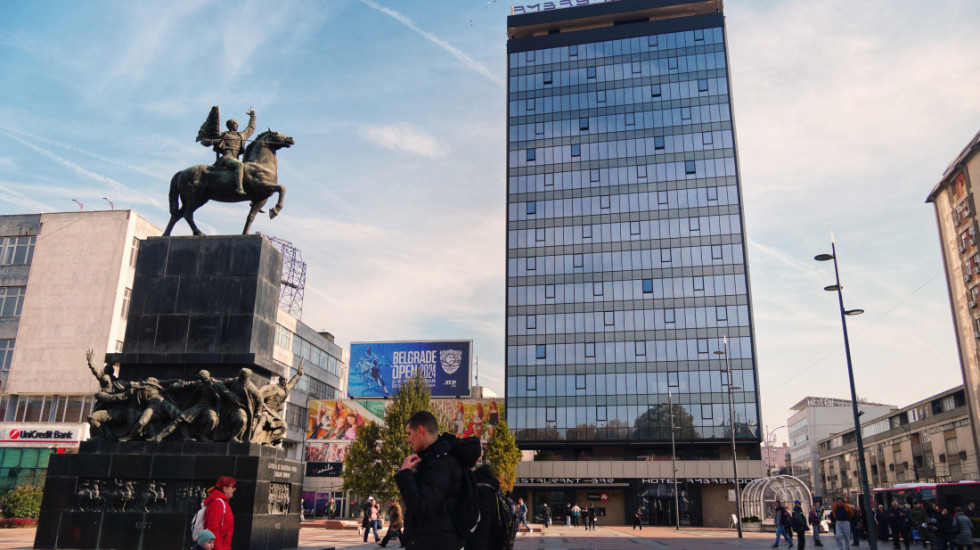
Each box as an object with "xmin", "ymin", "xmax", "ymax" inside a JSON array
[{"xmin": 0, "ymin": 525, "xmax": 779, "ymax": 549}]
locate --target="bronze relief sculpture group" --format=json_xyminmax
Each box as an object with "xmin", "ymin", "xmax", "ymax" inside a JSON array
[{"xmin": 87, "ymin": 350, "xmax": 303, "ymax": 447}]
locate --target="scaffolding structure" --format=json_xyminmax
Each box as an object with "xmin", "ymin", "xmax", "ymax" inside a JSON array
[{"xmin": 265, "ymin": 234, "xmax": 307, "ymax": 320}]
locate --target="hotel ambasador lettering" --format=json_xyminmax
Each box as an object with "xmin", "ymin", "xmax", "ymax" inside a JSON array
[{"xmin": 517, "ymin": 477, "xmax": 756, "ymax": 485}]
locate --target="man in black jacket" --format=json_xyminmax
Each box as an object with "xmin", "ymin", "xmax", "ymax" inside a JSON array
[{"xmin": 395, "ymin": 411, "xmax": 481, "ymax": 550}]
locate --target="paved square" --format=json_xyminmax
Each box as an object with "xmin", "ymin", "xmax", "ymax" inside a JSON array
[{"xmin": 0, "ymin": 524, "xmax": 786, "ymax": 550}]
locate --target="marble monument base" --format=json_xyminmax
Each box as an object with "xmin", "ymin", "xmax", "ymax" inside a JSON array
[{"xmin": 35, "ymin": 441, "xmax": 302, "ymax": 550}]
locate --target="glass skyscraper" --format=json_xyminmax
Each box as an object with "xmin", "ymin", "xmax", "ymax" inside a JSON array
[{"xmin": 505, "ymin": 0, "xmax": 763, "ymax": 527}]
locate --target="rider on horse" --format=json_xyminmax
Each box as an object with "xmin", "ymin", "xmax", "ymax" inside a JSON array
[{"xmin": 197, "ymin": 106, "xmax": 256, "ymax": 195}]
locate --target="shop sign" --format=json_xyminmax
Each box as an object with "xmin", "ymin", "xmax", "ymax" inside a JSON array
[
  {"xmin": 0, "ymin": 423, "xmax": 85, "ymax": 445},
  {"xmin": 517, "ymin": 478, "xmax": 620, "ymax": 484},
  {"xmin": 586, "ymin": 492, "xmax": 609, "ymax": 501},
  {"xmin": 305, "ymin": 462, "xmax": 342, "ymax": 477}
]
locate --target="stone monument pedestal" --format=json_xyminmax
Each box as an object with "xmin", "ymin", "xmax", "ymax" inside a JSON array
[
  {"xmin": 35, "ymin": 441, "xmax": 302, "ymax": 550},
  {"xmin": 36, "ymin": 235, "xmax": 303, "ymax": 550}
]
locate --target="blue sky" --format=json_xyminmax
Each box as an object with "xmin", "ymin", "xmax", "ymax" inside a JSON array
[{"xmin": 2, "ymin": 0, "xmax": 979, "ymax": 444}]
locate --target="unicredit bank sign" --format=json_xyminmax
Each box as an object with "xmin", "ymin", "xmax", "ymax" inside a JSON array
[{"xmin": 0, "ymin": 422, "xmax": 87, "ymax": 447}]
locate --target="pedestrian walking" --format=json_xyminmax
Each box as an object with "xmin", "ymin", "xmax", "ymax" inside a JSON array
[
  {"xmin": 886, "ymin": 501, "xmax": 911, "ymax": 550},
  {"xmin": 190, "ymin": 529, "xmax": 216, "ymax": 550},
  {"xmin": 572, "ymin": 503, "xmax": 581, "ymax": 527},
  {"xmin": 850, "ymin": 504, "xmax": 863, "ymax": 546},
  {"xmin": 587, "ymin": 503, "xmax": 597, "ymax": 530},
  {"xmin": 565, "ymin": 503, "xmax": 572, "ymax": 527},
  {"xmin": 792, "ymin": 500, "xmax": 810, "ymax": 550},
  {"xmin": 874, "ymin": 504, "xmax": 889, "ymax": 542},
  {"xmin": 202, "ymin": 476, "xmax": 235, "ymax": 550},
  {"xmin": 516, "ymin": 498, "xmax": 531, "ymax": 534},
  {"xmin": 379, "ymin": 499, "xmax": 403, "ymax": 548},
  {"xmin": 930, "ymin": 507, "xmax": 955, "ymax": 550},
  {"xmin": 633, "ymin": 506, "xmax": 644, "ymax": 530},
  {"xmin": 363, "ymin": 497, "xmax": 381, "ymax": 543},
  {"xmin": 772, "ymin": 500, "xmax": 794, "ymax": 549},
  {"xmin": 831, "ymin": 497, "xmax": 854, "ymax": 550},
  {"xmin": 542, "ymin": 502, "xmax": 551, "ymax": 528},
  {"xmin": 809, "ymin": 504, "xmax": 825, "ymax": 547},
  {"xmin": 910, "ymin": 503, "xmax": 927, "ymax": 536},
  {"xmin": 953, "ymin": 507, "xmax": 974, "ymax": 550},
  {"xmin": 394, "ymin": 410, "xmax": 481, "ymax": 550}
]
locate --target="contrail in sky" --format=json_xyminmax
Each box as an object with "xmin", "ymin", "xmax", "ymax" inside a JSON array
[
  {"xmin": 359, "ymin": 0, "xmax": 505, "ymax": 87},
  {"xmin": 1, "ymin": 131, "xmax": 163, "ymax": 209}
]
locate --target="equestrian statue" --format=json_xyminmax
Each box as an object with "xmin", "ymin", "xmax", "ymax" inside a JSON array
[{"xmin": 163, "ymin": 106, "xmax": 295, "ymax": 236}]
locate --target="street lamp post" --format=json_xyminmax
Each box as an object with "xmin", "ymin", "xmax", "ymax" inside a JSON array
[
  {"xmin": 815, "ymin": 236, "xmax": 878, "ymax": 550},
  {"xmin": 765, "ymin": 425, "xmax": 786, "ymax": 477},
  {"xmin": 715, "ymin": 336, "xmax": 743, "ymax": 538},
  {"xmin": 668, "ymin": 391, "xmax": 680, "ymax": 530}
]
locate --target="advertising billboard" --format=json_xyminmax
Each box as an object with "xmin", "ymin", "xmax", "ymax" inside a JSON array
[
  {"xmin": 305, "ymin": 399, "xmax": 386, "ymax": 477},
  {"xmin": 348, "ymin": 341, "xmax": 472, "ymax": 398},
  {"xmin": 306, "ymin": 399, "xmax": 385, "ymax": 440},
  {"xmin": 304, "ymin": 441, "xmax": 352, "ymax": 463},
  {"xmin": 431, "ymin": 398, "xmax": 504, "ymax": 446}
]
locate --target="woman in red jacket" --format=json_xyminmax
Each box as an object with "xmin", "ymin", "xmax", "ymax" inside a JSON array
[{"xmin": 203, "ymin": 476, "xmax": 236, "ymax": 550}]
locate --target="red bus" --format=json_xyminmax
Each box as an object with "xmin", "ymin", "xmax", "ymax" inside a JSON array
[
  {"xmin": 871, "ymin": 481, "xmax": 980, "ymax": 509},
  {"xmin": 871, "ymin": 483, "xmax": 936, "ymax": 508}
]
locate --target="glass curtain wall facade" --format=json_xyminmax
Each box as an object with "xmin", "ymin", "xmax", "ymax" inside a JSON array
[{"xmin": 506, "ymin": 1, "xmax": 760, "ymax": 447}]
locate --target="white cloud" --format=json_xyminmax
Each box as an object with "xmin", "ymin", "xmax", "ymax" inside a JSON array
[
  {"xmin": 0, "ymin": 132, "xmax": 165, "ymax": 211},
  {"xmin": 2, "ymin": 128, "xmax": 162, "ymax": 179},
  {"xmin": 0, "ymin": 180, "xmax": 57, "ymax": 213},
  {"xmin": 358, "ymin": 0, "xmax": 505, "ymax": 87},
  {"xmin": 107, "ymin": 1, "xmax": 208, "ymax": 85},
  {"xmin": 358, "ymin": 123, "xmax": 446, "ymax": 158}
]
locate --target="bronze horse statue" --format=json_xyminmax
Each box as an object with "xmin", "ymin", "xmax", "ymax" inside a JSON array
[{"xmin": 163, "ymin": 129, "xmax": 295, "ymax": 236}]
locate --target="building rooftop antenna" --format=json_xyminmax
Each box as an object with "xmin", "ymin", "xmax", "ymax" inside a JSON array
[{"xmin": 264, "ymin": 234, "xmax": 307, "ymax": 320}]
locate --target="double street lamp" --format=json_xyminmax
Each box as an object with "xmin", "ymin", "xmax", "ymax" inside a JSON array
[
  {"xmin": 765, "ymin": 424, "xmax": 786, "ymax": 477},
  {"xmin": 815, "ymin": 237, "xmax": 878, "ymax": 550},
  {"xmin": 715, "ymin": 336, "xmax": 743, "ymax": 538}
]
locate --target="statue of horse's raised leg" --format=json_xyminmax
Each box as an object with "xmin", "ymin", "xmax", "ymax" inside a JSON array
[
  {"xmin": 269, "ymin": 183, "xmax": 285, "ymax": 219},
  {"xmin": 243, "ymin": 199, "xmax": 268, "ymax": 235}
]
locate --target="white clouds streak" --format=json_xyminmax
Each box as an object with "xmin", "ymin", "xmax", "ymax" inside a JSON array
[
  {"xmin": 0, "ymin": 132, "xmax": 164, "ymax": 210},
  {"xmin": 748, "ymin": 237, "xmax": 824, "ymax": 278},
  {"xmin": 107, "ymin": 1, "xmax": 207, "ymax": 85},
  {"xmin": 0, "ymin": 180, "xmax": 57, "ymax": 213},
  {"xmin": 359, "ymin": 123, "xmax": 446, "ymax": 158},
  {"xmin": 2, "ymin": 128, "xmax": 162, "ymax": 179},
  {"xmin": 358, "ymin": 0, "xmax": 505, "ymax": 87}
]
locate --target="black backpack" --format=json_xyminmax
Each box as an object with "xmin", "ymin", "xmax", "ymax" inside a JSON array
[
  {"xmin": 781, "ymin": 509, "xmax": 793, "ymax": 528},
  {"xmin": 467, "ymin": 465, "xmax": 519, "ymax": 550},
  {"xmin": 792, "ymin": 509, "xmax": 808, "ymax": 531},
  {"xmin": 448, "ymin": 461, "xmax": 482, "ymax": 541}
]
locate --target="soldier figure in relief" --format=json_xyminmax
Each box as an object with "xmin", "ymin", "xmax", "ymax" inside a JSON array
[{"xmin": 253, "ymin": 360, "xmax": 304, "ymax": 446}]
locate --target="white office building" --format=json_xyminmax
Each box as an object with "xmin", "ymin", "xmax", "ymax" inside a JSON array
[{"xmin": 787, "ymin": 396, "xmax": 895, "ymax": 499}]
